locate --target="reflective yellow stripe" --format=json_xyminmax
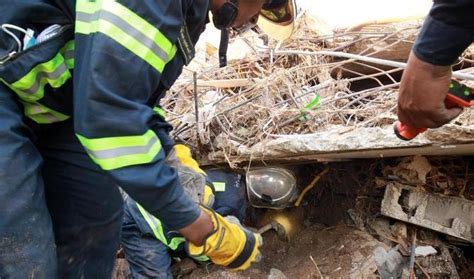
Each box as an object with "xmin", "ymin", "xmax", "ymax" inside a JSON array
[
  {"xmin": 2, "ymin": 52, "xmax": 71, "ymax": 102},
  {"xmin": 21, "ymin": 101, "xmax": 70, "ymax": 124},
  {"xmin": 75, "ymin": 0, "xmax": 177, "ymax": 73},
  {"xmin": 136, "ymin": 203, "xmax": 168, "ymax": 243},
  {"xmin": 136, "ymin": 203, "xmax": 186, "ymax": 250},
  {"xmin": 213, "ymin": 182, "xmax": 226, "ymax": 192},
  {"xmin": 191, "ymin": 254, "xmax": 210, "ymax": 262},
  {"xmin": 60, "ymin": 40, "xmax": 75, "ymax": 69},
  {"xmin": 76, "ymin": 130, "xmax": 162, "ymax": 170},
  {"xmin": 168, "ymin": 237, "xmax": 185, "ymax": 251},
  {"xmin": 153, "ymin": 106, "xmax": 167, "ymax": 119}
]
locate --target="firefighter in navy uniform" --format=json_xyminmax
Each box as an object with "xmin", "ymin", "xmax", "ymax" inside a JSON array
[
  {"xmin": 121, "ymin": 144, "xmax": 249, "ymax": 278},
  {"xmin": 0, "ymin": 0, "xmax": 296, "ymax": 277}
]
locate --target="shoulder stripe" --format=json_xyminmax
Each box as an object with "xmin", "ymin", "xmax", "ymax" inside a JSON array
[{"xmin": 75, "ymin": 0, "xmax": 177, "ymax": 73}]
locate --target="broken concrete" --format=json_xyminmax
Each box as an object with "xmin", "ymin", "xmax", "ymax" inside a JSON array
[
  {"xmin": 205, "ymin": 125, "xmax": 474, "ymax": 165},
  {"xmin": 373, "ymin": 246, "xmax": 406, "ymax": 279},
  {"xmin": 417, "ymin": 246, "xmax": 460, "ymax": 279},
  {"xmin": 383, "ymin": 155, "xmax": 432, "ymax": 185},
  {"xmin": 381, "ymin": 182, "xmax": 474, "ymax": 243},
  {"xmin": 415, "ymin": 246, "xmax": 437, "ymax": 257}
]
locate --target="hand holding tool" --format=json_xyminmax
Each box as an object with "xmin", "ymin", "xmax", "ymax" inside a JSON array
[{"xmin": 395, "ymin": 80, "xmax": 473, "ymax": 140}]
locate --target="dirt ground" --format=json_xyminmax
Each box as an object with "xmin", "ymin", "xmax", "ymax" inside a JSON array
[
  {"xmin": 187, "ymin": 224, "xmax": 387, "ymax": 278},
  {"xmin": 114, "ymin": 156, "xmax": 474, "ymax": 279}
]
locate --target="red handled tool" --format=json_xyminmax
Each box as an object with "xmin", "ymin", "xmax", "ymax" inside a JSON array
[{"xmin": 394, "ymin": 80, "xmax": 473, "ymax": 141}]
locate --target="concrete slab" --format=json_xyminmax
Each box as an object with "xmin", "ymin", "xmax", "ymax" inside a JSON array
[{"xmin": 381, "ymin": 182, "xmax": 474, "ymax": 243}]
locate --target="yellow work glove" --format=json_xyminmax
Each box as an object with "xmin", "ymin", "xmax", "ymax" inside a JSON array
[
  {"xmin": 187, "ymin": 206, "xmax": 263, "ymax": 271},
  {"xmin": 172, "ymin": 144, "xmax": 214, "ymax": 207},
  {"xmin": 174, "ymin": 144, "xmax": 205, "ymax": 174}
]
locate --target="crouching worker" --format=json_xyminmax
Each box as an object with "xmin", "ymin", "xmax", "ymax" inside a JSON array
[
  {"xmin": 0, "ymin": 0, "xmax": 296, "ymax": 276},
  {"xmin": 121, "ymin": 145, "xmax": 250, "ymax": 278}
]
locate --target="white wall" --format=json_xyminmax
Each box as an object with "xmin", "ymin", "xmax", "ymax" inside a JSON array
[{"xmin": 296, "ymin": 0, "xmax": 432, "ymax": 33}]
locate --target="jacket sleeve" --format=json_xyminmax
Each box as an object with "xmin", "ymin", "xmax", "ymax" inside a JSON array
[
  {"xmin": 413, "ymin": 0, "xmax": 474, "ymax": 66},
  {"xmin": 73, "ymin": 0, "xmax": 200, "ymax": 230}
]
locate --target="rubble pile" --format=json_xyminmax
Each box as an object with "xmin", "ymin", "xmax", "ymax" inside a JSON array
[
  {"xmin": 329, "ymin": 156, "xmax": 474, "ymax": 278},
  {"xmin": 161, "ymin": 14, "xmax": 474, "ymax": 165},
  {"xmin": 112, "ymin": 156, "xmax": 473, "ymax": 278},
  {"xmin": 183, "ymin": 156, "xmax": 473, "ymax": 278}
]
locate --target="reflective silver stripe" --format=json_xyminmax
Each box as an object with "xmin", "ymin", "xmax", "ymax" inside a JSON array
[
  {"xmin": 76, "ymin": 10, "xmax": 169, "ymax": 63},
  {"xmin": 85, "ymin": 136, "xmax": 158, "ymax": 159},
  {"xmin": 30, "ymin": 104, "xmax": 59, "ymax": 123},
  {"xmin": 144, "ymin": 210, "xmax": 160, "ymax": 229},
  {"xmin": 63, "ymin": 50, "xmax": 74, "ymax": 60},
  {"xmin": 24, "ymin": 63, "xmax": 68, "ymax": 95}
]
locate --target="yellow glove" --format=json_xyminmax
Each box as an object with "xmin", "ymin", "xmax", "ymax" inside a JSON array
[
  {"xmin": 174, "ymin": 144, "xmax": 205, "ymax": 175},
  {"xmin": 202, "ymin": 184, "xmax": 215, "ymax": 207},
  {"xmin": 187, "ymin": 206, "xmax": 263, "ymax": 271},
  {"xmin": 169, "ymin": 144, "xmax": 215, "ymax": 207}
]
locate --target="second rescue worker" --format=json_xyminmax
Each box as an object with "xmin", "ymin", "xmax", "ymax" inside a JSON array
[{"xmin": 0, "ymin": 0, "xmax": 296, "ymax": 277}]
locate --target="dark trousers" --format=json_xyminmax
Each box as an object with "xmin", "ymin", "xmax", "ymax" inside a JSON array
[
  {"xmin": 119, "ymin": 169, "xmax": 248, "ymax": 278},
  {"xmin": 0, "ymin": 84, "xmax": 123, "ymax": 278},
  {"xmin": 121, "ymin": 194, "xmax": 173, "ymax": 279}
]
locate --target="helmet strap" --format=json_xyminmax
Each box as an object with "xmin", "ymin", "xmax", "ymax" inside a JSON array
[
  {"xmin": 212, "ymin": 0, "xmax": 239, "ymax": 30},
  {"xmin": 212, "ymin": 0, "xmax": 239, "ymax": 68},
  {"xmin": 218, "ymin": 29, "xmax": 229, "ymax": 67}
]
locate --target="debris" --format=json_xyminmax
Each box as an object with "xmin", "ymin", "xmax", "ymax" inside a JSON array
[
  {"xmin": 373, "ymin": 246, "xmax": 405, "ymax": 279},
  {"xmin": 267, "ymin": 268, "xmax": 287, "ymax": 279},
  {"xmin": 416, "ymin": 245, "xmax": 460, "ymax": 279},
  {"xmin": 448, "ymin": 245, "xmax": 474, "ymax": 278},
  {"xmin": 115, "ymin": 157, "xmax": 474, "ymax": 278},
  {"xmin": 347, "ymin": 208, "xmax": 365, "ymax": 229},
  {"xmin": 439, "ymin": 246, "xmax": 461, "ymax": 279},
  {"xmin": 381, "ymin": 182, "xmax": 474, "ymax": 243},
  {"xmin": 309, "ymin": 255, "xmax": 324, "ymax": 279},
  {"xmin": 391, "ymin": 222, "xmax": 409, "ymax": 251},
  {"xmin": 415, "ymin": 246, "xmax": 437, "ymax": 257},
  {"xmin": 368, "ymin": 218, "xmax": 411, "ymax": 254},
  {"xmin": 414, "ymin": 261, "xmax": 431, "ymax": 279},
  {"xmin": 112, "ymin": 258, "xmax": 131, "ymax": 279},
  {"xmin": 384, "ymin": 155, "xmax": 432, "ymax": 185},
  {"xmin": 423, "ymin": 157, "xmax": 472, "ymax": 198},
  {"xmin": 164, "ymin": 13, "xmax": 474, "ymax": 165},
  {"xmin": 189, "ymin": 268, "xmax": 267, "ymax": 279},
  {"xmin": 368, "ymin": 218, "xmax": 398, "ymax": 243},
  {"xmin": 171, "ymin": 258, "xmax": 199, "ymax": 277},
  {"xmin": 297, "ymin": 226, "xmax": 386, "ymax": 278},
  {"xmin": 408, "ymin": 229, "xmax": 416, "ymax": 279}
]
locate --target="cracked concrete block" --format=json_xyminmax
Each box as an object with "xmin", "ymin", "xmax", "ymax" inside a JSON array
[
  {"xmin": 381, "ymin": 182, "xmax": 474, "ymax": 243},
  {"xmin": 374, "ymin": 246, "xmax": 405, "ymax": 279}
]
